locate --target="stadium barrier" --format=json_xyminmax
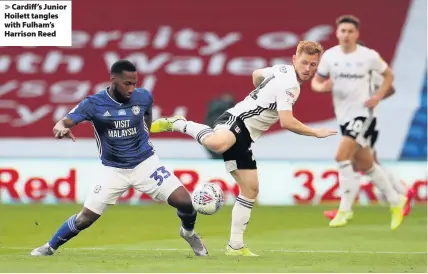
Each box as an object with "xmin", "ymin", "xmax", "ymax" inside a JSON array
[{"xmin": 0, "ymin": 159, "xmax": 426, "ymax": 205}]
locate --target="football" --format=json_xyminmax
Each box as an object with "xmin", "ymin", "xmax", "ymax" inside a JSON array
[{"xmin": 191, "ymin": 183, "xmax": 225, "ymax": 215}]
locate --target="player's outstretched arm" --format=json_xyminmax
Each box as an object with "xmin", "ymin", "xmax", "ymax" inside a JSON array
[
  {"xmin": 53, "ymin": 117, "xmax": 76, "ymax": 141},
  {"xmin": 311, "ymin": 74, "xmax": 332, "ymax": 93},
  {"xmin": 58, "ymin": 98, "xmax": 94, "ymax": 141},
  {"xmin": 278, "ymin": 110, "xmax": 337, "ymax": 138}
]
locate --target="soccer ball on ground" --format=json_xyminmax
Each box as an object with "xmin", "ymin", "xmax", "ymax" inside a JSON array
[{"xmin": 191, "ymin": 183, "xmax": 225, "ymax": 215}]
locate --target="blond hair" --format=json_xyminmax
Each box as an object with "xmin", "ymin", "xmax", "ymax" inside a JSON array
[{"xmin": 296, "ymin": 41, "xmax": 324, "ymax": 56}]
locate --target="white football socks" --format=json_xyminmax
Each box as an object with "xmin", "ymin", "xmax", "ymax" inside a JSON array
[
  {"xmin": 382, "ymin": 167, "xmax": 407, "ymax": 195},
  {"xmin": 366, "ymin": 164, "xmax": 400, "ymax": 206},
  {"xmin": 229, "ymin": 195, "xmax": 255, "ymax": 250},
  {"xmin": 337, "ymin": 160, "xmax": 360, "ymax": 212},
  {"xmin": 174, "ymin": 120, "xmax": 214, "ymax": 144},
  {"xmin": 180, "ymin": 227, "xmax": 195, "ymax": 237}
]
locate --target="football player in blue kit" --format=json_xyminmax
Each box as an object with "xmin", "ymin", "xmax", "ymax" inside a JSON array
[{"xmin": 31, "ymin": 60, "xmax": 208, "ymax": 257}]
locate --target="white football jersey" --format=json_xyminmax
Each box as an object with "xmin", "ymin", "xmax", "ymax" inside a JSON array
[
  {"xmin": 227, "ymin": 64, "xmax": 300, "ymax": 140},
  {"xmin": 317, "ymin": 45, "xmax": 388, "ymax": 124}
]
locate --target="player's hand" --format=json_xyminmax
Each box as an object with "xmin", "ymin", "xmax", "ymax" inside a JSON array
[
  {"xmin": 365, "ymin": 95, "xmax": 381, "ymax": 108},
  {"xmin": 312, "ymin": 78, "xmax": 333, "ymax": 92},
  {"xmin": 314, "ymin": 128, "xmax": 337, "ymax": 138},
  {"xmin": 322, "ymin": 79, "xmax": 333, "ymax": 91},
  {"xmin": 53, "ymin": 128, "xmax": 76, "ymax": 142}
]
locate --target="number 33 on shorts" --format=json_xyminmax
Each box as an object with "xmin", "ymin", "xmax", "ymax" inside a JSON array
[{"xmin": 150, "ymin": 166, "xmax": 172, "ymax": 186}]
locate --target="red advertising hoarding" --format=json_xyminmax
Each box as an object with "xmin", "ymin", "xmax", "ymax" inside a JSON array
[{"xmin": 0, "ymin": 0, "xmax": 411, "ymax": 138}]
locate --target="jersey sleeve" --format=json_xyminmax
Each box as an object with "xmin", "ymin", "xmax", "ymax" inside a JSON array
[
  {"xmin": 369, "ymin": 50, "xmax": 388, "ymax": 74},
  {"xmin": 143, "ymin": 90, "xmax": 154, "ymax": 113},
  {"xmin": 66, "ymin": 98, "xmax": 94, "ymax": 124},
  {"xmin": 316, "ymin": 52, "xmax": 330, "ymax": 78},
  {"xmin": 260, "ymin": 66, "xmax": 275, "ymax": 78},
  {"xmin": 275, "ymin": 86, "xmax": 299, "ymax": 111}
]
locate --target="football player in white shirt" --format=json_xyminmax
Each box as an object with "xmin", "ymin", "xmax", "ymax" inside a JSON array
[
  {"xmin": 323, "ymin": 40, "xmax": 415, "ymax": 222},
  {"xmin": 151, "ymin": 41, "xmax": 337, "ymax": 256},
  {"xmin": 311, "ymin": 15, "xmax": 408, "ymax": 230}
]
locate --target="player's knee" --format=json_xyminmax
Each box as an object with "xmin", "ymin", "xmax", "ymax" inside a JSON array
[
  {"xmin": 75, "ymin": 208, "xmax": 100, "ymax": 230},
  {"xmin": 336, "ymin": 137, "xmax": 359, "ymax": 162},
  {"xmin": 75, "ymin": 214, "xmax": 95, "ymax": 230},
  {"xmin": 241, "ymin": 186, "xmax": 258, "ymax": 200},
  {"xmin": 203, "ymin": 132, "xmax": 234, "ymax": 154},
  {"xmin": 353, "ymin": 149, "xmax": 374, "ymax": 172},
  {"xmin": 335, "ymin": 152, "xmax": 351, "ymax": 163},
  {"xmin": 356, "ymin": 161, "xmax": 373, "ymax": 173},
  {"xmin": 239, "ymin": 181, "xmax": 259, "ymax": 199},
  {"xmin": 250, "ymin": 184, "xmax": 259, "ymax": 197},
  {"xmin": 350, "ymin": 159, "xmax": 359, "ymax": 172},
  {"xmin": 205, "ymin": 137, "xmax": 228, "ymax": 154},
  {"xmin": 167, "ymin": 186, "xmax": 194, "ymax": 213},
  {"xmin": 213, "ymin": 144, "xmax": 229, "ymax": 154}
]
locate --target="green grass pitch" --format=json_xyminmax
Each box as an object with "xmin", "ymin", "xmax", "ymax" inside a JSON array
[{"xmin": 0, "ymin": 204, "xmax": 426, "ymax": 272}]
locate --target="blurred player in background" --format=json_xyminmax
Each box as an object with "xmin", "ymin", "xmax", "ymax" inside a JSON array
[
  {"xmin": 311, "ymin": 15, "xmax": 409, "ymax": 230},
  {"xmin": 31, "ymin": 60, "xmax": 208, "ymax": 257},
  {"xmin": 323, "ymin": 40, "xmax": 415, "ymax": 221},
  {"xmin": 151, "ymin": 41, "xmax": 337, "ymax": 256}
]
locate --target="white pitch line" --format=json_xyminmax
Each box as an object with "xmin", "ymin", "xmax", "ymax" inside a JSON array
[{"xmin": 0, "ymin": 247, "xmax": 426, "ymax": 255}]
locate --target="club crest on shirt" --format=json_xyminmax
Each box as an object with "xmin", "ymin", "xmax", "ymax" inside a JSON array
[
  {"xmin": 132, "ymin": 105, "xmax": 140, "ymax": 115},
  {"xmin": 234, "ymin": 125, "xmax": 241, "ymax": 134},
  {"xmin": 278, "ymin": 65, "xmax": 287, "ymax": 73}
]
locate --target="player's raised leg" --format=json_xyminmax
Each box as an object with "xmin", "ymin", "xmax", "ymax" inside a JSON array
[
  {"xmin": 225, "ymin": 169, "xmax": 259, "ymax": 257},
  {"xmin": 329, "ymin": 136, "xmax": 360, "ymax": 227},
  {"xmin": 151, "ymin": 116, "xmax": 239, "ymax": 157},
  {"xmin": 133, "ymin": 155, "xmax": 208, "ymax": 256},
  {"xmin": 353, "ymin": 147, "xmax": 407, "ymax": 230},
  {"xmin": 152, "ymin": 116, "xmax": 226, "ymax": 153}
]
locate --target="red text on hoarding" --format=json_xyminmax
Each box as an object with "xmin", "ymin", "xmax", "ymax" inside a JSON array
[{"xmin": 0, "ymin": 168, "xmax": 76, "ymax": 201}]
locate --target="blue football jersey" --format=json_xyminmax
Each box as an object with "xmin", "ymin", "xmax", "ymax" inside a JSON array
[{"xmin": 67, "ymin": 88, "xmax": 154, "ymax": 168}]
